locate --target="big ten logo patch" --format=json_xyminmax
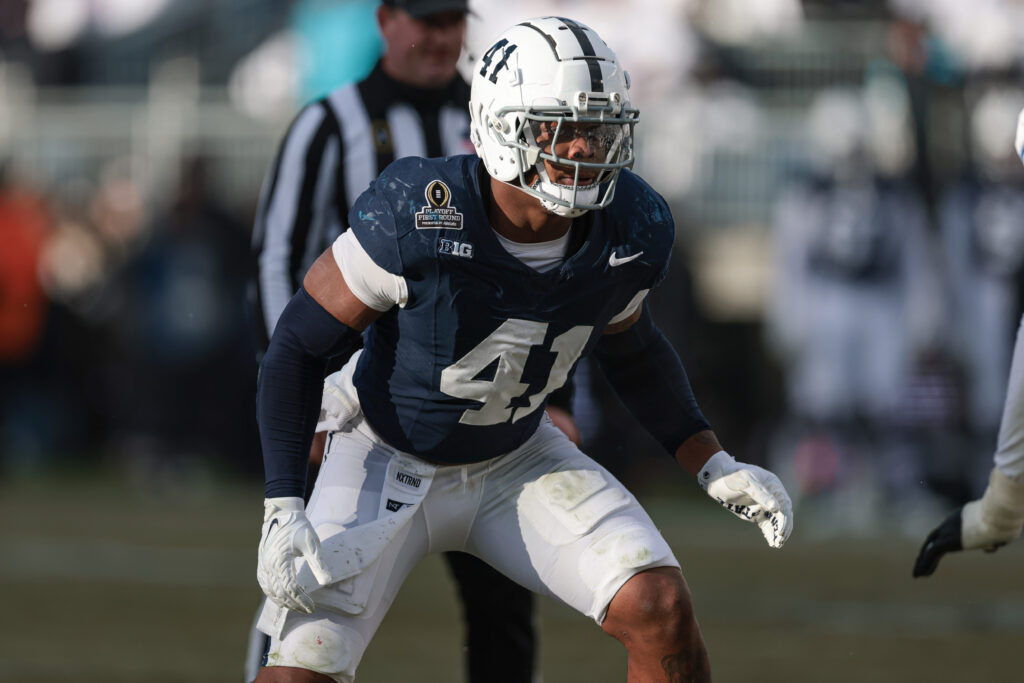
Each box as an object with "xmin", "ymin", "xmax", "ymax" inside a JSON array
[
  {"xmin": 439, "ymin": 238, "xmax": 474, "ymax": 259},
  {"xmin": 415, "ymin": 180, "xmax": 464, "ymax": 230}
]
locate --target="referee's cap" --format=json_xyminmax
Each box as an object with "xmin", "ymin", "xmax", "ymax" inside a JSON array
[{"xmin": 382, "ymin": 0, "xmax": 470, "ymax": 18}]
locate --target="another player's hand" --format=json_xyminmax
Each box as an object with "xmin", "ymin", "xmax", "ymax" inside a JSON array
[
  {"xmin": 913, "ymin": 467, "xmax": 1024, "ymax": 577},
  {"xmin": 698, "ymin": 450, "xmax": 793, "ymax": 548},
  {"xmin": 257, "ymin": 497, "xmax": 332, "ymax": 613}
]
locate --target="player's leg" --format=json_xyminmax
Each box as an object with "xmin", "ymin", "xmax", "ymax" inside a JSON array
[
  {"xmin": 445, "ymin": 551, "xmax": 535, "ymax": 683},
  {"xmin": 469, "ymin": 416, "xmax": 709, "ymax": 682},
  {"xmin": 255, "ymin": 666, "xmax": 334, "ymax": 682},
  {"xmin": 255, "ymin": 421, "xmax": 437, "ymax": 682},
  {"xmin": 601, "ymin": 567, "xmax": 708, "ymax": 682}
]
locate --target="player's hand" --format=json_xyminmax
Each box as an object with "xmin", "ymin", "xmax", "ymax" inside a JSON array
[
  {"xmin": 698, "ymin": 450, "xmax": 793, "ymax": 548},
  {"xmin": 913, "ymin": 467, "xmax": 1024, "ymax": 577},
  {"xmin": 257, "ymin": 497, "xmax": 332, "ymax": 613}
]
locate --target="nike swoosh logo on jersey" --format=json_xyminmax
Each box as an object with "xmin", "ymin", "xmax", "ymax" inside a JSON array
[{"xmin": 609, "ymin": 251, "xmax": 643, "ymax": 267}]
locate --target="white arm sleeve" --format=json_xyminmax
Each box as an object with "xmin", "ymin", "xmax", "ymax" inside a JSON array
[
  {"xmin": 608, "ymin": 289, "xmax": 649, "ymax": 325},
  {"xmin": 995, "ymin": 314, "xmax": 1024, "ymax": 481},
  {"xmin": 331, "ymin": 230, "xmax": 407, "ymax": 311}
]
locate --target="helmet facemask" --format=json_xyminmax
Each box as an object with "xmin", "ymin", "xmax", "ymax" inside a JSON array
[{"xmin": 490, "ymin": 94, "xmax": 637, "ymax": 217}]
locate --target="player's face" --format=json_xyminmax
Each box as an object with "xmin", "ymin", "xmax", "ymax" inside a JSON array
[
  {"xmin": 530, "ymin": 120, "xmax": 621, "ymax": 186},
  {"xmin": 379, "ymin": 8, "xmax": 466, "ymax": 88}
]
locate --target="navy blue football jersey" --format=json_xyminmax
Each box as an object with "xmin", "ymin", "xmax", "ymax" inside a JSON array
[{"xmin": 348, "ymin": 154, "xmax": 674, "ymax": 463}]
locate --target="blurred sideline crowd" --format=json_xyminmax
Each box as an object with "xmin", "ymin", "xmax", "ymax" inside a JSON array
[{"xmin": 4, "ymin": 0, "xmax": 1024, "ymax": 535}]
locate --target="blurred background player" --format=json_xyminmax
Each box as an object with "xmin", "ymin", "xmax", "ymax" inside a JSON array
[
  {"xmin": 245, "ymin": 1, "xmax": 576, "ymax": 681},
  {"xmin": 912, "ymin": 104, "xmax": 1024, "ymax": 577},
  {"xmin": 764, "ymin": 78, "xmax": 942, "ymax": 535}
]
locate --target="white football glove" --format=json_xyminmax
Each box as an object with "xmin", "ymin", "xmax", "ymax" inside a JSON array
[
  {"xmin": 698, "ymin": 451, "xmax": 793, "ymax": 549},
  {"xmin": 257, "ymin": 497, "xmax": 332, "ymax": 613}
]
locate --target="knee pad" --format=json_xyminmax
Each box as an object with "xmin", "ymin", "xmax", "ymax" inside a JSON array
[
  {"xmin": 517, "ymin": 467, "xmax": 676, "ymax": 622},
  {"xmin": 266, "ymin": 616, "xmax": 366, "ymax": 683},
  {"xmin": 579, "ymin": 523, "xmax": 675, "ymax": 623}
]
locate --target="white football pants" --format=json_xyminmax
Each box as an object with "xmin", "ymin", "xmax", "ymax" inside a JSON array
[{"xmin": 258, "ymin": 413, "xmax": 678, "ymax": 682}]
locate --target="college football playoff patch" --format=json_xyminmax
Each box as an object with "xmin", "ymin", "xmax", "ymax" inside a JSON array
[{"xmin": 415, "ymin": 180, "xmax": 463, "ymax": 230}]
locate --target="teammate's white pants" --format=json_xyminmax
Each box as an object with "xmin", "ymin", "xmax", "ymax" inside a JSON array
[{"xmin": 258, "ymin": 413, "xmax": 679, "ymax": 682}]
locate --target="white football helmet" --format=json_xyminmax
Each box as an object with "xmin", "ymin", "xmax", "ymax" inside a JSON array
[{"xmin": 469, "ymin": 17, "xmax": 638, "ymax": 217}]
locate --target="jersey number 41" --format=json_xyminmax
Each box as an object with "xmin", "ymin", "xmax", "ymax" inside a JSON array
[{"xmin": 440, "ymin": 319, "xmax": 591, "ymax": 426}]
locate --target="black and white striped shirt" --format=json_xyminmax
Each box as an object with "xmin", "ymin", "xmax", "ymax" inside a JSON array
[{"xmin": 249, "ymin": 61, "xmax": 472, "ymax": 354}]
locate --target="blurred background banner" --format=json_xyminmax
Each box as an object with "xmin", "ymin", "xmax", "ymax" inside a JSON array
[{"xmin": 3, "ymin": 1, "xmax": 1024, "ymax": 681}]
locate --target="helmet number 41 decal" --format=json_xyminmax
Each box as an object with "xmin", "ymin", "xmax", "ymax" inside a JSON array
[{"xmin": 479, "ymin": 39, "xmax": 518, "ymax": 83}]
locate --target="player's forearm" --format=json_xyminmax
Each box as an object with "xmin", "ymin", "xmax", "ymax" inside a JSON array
[
  {"xmin": 258, "ymin": 287, "xmax": 363, "ymax": 498},
  {"xmin": 594, "ymin": 305, "xmax": 711, "ymax": 458},
  {"xmin": 673, "ymin": 431, "xmax": 723, "ymax": 477}
]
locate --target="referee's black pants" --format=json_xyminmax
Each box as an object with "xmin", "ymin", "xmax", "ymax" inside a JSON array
[{"xmin": 446, "ymin": 550, "xmax": 536, "ymax": 683}]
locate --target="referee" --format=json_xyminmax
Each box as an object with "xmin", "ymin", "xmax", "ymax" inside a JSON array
[{"xmin": 245, "ymin": 2, "xmax": 573, "ymax": 681}]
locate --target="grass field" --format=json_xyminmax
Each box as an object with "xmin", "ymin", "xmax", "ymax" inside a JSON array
[{"xmin": 3, "ymin": 471, "xmax": 1024, "ymax": 682}]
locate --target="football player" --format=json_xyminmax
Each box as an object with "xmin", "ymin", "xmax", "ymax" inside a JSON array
[
  {"xmin": 912, "ymin": 106, "xmax": 1024, "ymax": 577},
  {"xmin": 253, "ymin": 17, "xmax": 793, "ymax": 682}
]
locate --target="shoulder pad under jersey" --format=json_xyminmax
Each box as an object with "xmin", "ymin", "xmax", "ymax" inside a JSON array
[
  {"xmin": 603, "ymin": 169, "xmax": 676, "ymax": 286},
  {"xmin": 347, "ymin": 155, "xmax": 484, "ymax": 275}
]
